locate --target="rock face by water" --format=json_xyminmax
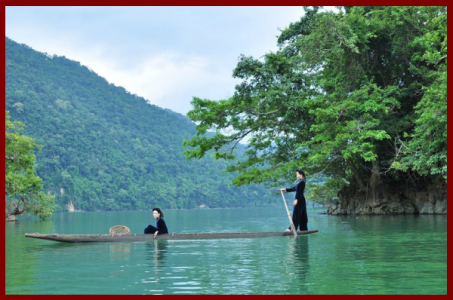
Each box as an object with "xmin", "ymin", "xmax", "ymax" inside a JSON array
[
  {"xmin": 5, "ymin": 215, "xmax": 18, "ymax": 222},
  {"xmin": 328, "ymin": 175, "xmax": 447, "ymax": 215}
]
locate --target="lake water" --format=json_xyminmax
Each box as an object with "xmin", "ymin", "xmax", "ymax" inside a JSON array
[{"xmin": 5, "ymin": 207, "xmax": 447, "ymax": 295}]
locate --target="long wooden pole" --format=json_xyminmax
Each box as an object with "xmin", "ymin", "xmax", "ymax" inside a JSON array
[{"xmin": 280, "ymin": 190, "xmax": 298, "ymax": 238}]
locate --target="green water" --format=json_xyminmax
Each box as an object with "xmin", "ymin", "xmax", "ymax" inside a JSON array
[{"xmin": 5, "ymin": 207, "xmax": 447, "ymax": 294}]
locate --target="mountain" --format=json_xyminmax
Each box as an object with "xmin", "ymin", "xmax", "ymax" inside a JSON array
[{"xmin": 5, "ymin": 37, "xmax": 275, "ymax": 212}]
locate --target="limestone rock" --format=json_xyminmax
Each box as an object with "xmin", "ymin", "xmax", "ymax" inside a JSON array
[{"xmin": 327, "ymin": 175, "xmax": 447, "ymax": 215}]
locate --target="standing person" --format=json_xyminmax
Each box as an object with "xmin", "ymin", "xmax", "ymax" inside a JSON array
[
  {"xmin": 280, "ymin": 169, "xmax": 308, "ymax": 232},
  {"xmin": 144, "ymin": 208, "xmax": 169, "ymax": 238}
]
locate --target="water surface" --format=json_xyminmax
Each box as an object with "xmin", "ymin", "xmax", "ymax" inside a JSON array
[{"xmin": 5, "ymin": 207, "xmax": 447, "ymax": 294}]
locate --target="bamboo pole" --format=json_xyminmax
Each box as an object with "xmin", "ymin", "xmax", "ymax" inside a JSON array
[{"xmin": 280, "ymin": 190, "xmax": 298, "ymax": 238}]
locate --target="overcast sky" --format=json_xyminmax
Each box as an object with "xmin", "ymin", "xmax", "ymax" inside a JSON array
[{"xmin": 5, "ymin": 6, "xmax": 312, "ymax": 115}]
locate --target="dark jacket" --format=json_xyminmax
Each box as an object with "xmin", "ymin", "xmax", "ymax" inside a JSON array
[
  {"xmin": 144, "ymin": 218, "xmax": 169, "ymax": 234},
  {"xmin": 286, "ymin": 179, "xmax": 306, "ymax": 202},
  {"xmin": 155, "ymin": 218, "xmax": 168, "ymax": 234}
]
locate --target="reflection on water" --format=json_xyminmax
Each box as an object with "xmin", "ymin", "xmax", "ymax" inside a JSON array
[
  {"xmin": 109, "ymin": 243, "xmax": 131, "ymax": 261},
  {"xmin": 146, "ymin": 239, "xmax": 168, "ymax": 269},
  {"xmin": 292, "ymin": 238, "xmax": 310, "ymax": 288},
  {"xmin": 141, "ymin": 239, "xmax": 169, "ymax": 293},
  {"xmin": 138, "ymin": 237, "xmax": 313, "ymax": 295}
]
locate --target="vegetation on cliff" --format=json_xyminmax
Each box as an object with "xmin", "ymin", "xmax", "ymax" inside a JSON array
[{"xmin": 183, "ymin": 7, "xmax": 447, "ymax": 208}]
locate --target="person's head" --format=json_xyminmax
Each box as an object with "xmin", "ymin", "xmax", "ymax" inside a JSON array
[
  {"xmin": 296, "ymin": 169, "xmax": 305, "ymax": 180},
  {"xmin": 152, "ymin": 208, "xmax": 164, "ymax": 219}
]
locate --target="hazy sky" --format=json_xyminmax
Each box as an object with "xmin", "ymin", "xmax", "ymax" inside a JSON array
[{"xmin": 5, "ymin": 6, "xmax": 309, "ymax": 115}]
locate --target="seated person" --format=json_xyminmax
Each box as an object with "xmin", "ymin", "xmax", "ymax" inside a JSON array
[{"xmin": 144, "ymin": 207, "xmax": 168, "ymax": 238}]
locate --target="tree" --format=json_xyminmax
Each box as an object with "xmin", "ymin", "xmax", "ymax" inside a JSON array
[
  {"xmin": 183, "ymin": 7, "xmax": 447, "ymax": 205},
  {"xmin": 5, "ymin": 110, "xmax": 55, "ymax": 220},
  {"xmin": 398, "ymin": 8, "xmax": 447, "ymax": 180}
]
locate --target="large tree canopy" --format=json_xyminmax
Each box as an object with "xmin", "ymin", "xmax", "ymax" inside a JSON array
[
  {"xmin": 5, "ymin": 110, "xmax": 55, "ymax": 220},
  {"xmin": 183, "ymin": 6, "xmax": 447, "ymax": 200}
]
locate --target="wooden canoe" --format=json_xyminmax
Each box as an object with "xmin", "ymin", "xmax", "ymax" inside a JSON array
[{"xmin": 25, "ymin": 230, "xmax": 318, "ymax": 243}]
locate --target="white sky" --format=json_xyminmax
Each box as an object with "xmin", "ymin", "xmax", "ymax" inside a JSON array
[{"xmin": 5, "ymin": 6, "xmax": 309, "ymax": 116}]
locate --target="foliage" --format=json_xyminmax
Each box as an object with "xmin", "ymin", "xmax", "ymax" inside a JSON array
[
  {"xmin": 5, "ymin": 37, "xmax": 274, "ymax": 212},
  {"xmin": 183, "ymin": 6, "xmax": 447, "ymax": 203},
  {"xmin": 5, "ymin": 111, "xmax": 55, "ymax": 220},
  {"xmin": 398, "ymin": 9, "xmax": 447, "ymax": 179}
]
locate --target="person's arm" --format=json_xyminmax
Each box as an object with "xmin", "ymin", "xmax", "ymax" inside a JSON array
[
  {"xmin": 280, "ymin": 186, "xmax": 296, "ymax": 193},
  {"xmin": 154, "ymin": 219, "xmax": 162, "ymax": 238}
]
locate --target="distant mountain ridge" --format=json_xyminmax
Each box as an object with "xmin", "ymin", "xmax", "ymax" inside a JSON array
[{"xmin": 5, "ymin": 37, "xmax": 273, "ymax": 212}]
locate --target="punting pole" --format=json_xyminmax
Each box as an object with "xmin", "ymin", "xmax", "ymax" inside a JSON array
[{"xmin": 280, "ymin": 190, "xmax": 298, "ymax": 238}]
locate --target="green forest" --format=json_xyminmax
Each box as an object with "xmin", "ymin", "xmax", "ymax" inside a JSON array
[
  {"xmin": 183, "ymin": 7, "xmax": 447, "ymax": 213},
  {"xmin": 5, "ymin": 37, "xmax": 278, "ymax": 215}
]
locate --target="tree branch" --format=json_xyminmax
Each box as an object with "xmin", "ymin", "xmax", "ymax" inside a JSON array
[
  {"xmin": 435, "ymin": 55, "xmax": 447, "ymax": 66},
  {"xmin": 10, "ymin": 197, "xmax": 27, "ymax": 216}
]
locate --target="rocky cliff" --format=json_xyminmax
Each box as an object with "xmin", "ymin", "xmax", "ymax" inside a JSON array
[{"xmin": 328, "ymin": 175, "xmax": 447, "ymax": 215}]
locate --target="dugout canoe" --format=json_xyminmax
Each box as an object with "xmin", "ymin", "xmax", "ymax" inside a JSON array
[{"xmin": 25, "ymin": 230, "xmax": 318, "ymax": 243}]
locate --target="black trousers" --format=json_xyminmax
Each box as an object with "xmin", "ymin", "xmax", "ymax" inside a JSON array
[
  {"xmin": 289, "ymin": 201, "xmax": 308, "ymax": 231},
  {"xmin": 144, "ymin": 225, "xmax": 158, "ymax": 234}
]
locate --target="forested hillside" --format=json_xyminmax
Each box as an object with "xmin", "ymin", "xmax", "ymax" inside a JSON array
[{"xmin": 5, "ymin": 37, "xmax": 275, "ymax": 212}]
